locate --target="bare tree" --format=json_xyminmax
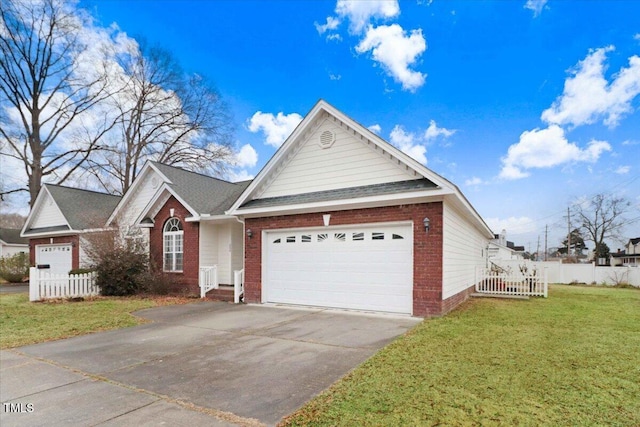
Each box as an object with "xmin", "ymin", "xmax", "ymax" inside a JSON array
[
  {"xmin": 0, "ymin": 0, "xmax": 113, "ymax": 206},
  {"xmin": 572, "ymin": 194, "xmax": 631, "ymax": 259},
  {"xmin": 83, "ymin": 43, "xmax": 234, "ymax": 195},
  {"xmin": 0, "ymin": 213, "xmax": 26, "ymax": 228}
]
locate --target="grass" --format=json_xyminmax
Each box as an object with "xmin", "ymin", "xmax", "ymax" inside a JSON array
[
  {"xmin": 281, "ymin": 285, "xmax": 640, "ymax": 426},
  {"xmin": 0, "ymin": 293, "xmax": 194, "ymax": 349}
]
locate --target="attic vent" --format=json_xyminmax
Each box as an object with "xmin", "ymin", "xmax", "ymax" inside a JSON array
[{"xmin": 319, "ymin": 130, "xmax": 335, "ymax": 149}]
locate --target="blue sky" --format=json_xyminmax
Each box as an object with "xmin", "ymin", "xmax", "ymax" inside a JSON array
[{"xmin": 29, "ymin": 1, "xmax": 640, "ymax": 250}]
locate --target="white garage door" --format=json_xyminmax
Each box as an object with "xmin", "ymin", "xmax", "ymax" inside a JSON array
[
  {"xmin": 36, "ymin": 244, "xmax": 72, "ymax": 275},
  {"xmin": 264, "ymin": 223, "xmax": 413, "ymax": 314}
]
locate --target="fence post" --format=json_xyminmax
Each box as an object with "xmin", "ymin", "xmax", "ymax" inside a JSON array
[
  {"xmin": 543, "ymin": 267, "xmax": 548, "ymax": 298},
  {"xmin": 29, "ymin": 267, "xmax": 39, "ymax": 302}
]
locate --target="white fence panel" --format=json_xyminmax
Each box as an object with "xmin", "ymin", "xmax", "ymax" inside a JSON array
[
  {"xmin": 491, "ymin": 260, "xmax": 640, "ymax": 287},
  {"xmin": 476, "ymin": 267, "xmax": 547, "ymax": 297},
  {"xmin": 29, "ymin": 267, "xmax": 99, "ymax": 301}
]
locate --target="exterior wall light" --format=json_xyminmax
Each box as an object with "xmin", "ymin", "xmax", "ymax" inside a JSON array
[
  {"xmin": 246, "ymin": 229, "xmax": 253, "ymax": 239},
  {"xmin": 423, "ymin": 217, "xmax": 430, "ymax": 232}
]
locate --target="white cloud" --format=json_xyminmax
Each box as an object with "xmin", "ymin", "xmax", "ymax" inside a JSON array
[
  {"xmin": 228, "ymin": 169, "xmax": 254, "ymax": 183},
  {"xmin": 335, "ymin": 0, "xmax": 400, "ymax": 34},
  {"xmin": 389, "ymin": 125, "xmax": 427, "ymax": 164},
  {"xmin": 424, "ymin": 120, "xmax": 456, "ymax": 142},
  {"xmin": 235, "ymin": 143, "xmax": 258, "ymax": 168},
  {"xmin": 368, "ymin": 124, "xmax": 382, "ymax": 134},
  {"xmin": 541, "ymin": 46, "xmax": 640, "ymax": 128},
  {"xmin": 524, "ymin": 0, "xmax": 548, "ymax": 17},
  {"xmin": 464, "ymin": 177, "xmax": 486, "ymax": 186},
  {"xmin": 329, "ymin": 73, "xmax": 342, "ymax": 80},
  {"xmin": 314, "ymin": 16, "xmax": 341, "ymax": 34},
  {"xmin": 326, "ymin": 33, "xmax": 342, "ymax": 42},
  {"xmin": 615, "ymin": 165, "xmax": 631, "ymax": 174},
  {"xmin": 634, "ymin": 33, "xmax": 640, "ymax": 42},
  {"xmin": 499, "ymin": 125, "xmax": 611, "ymax": 179},
  {"xmin": 356, "ymin": 24, "xmax": 427, "ymax": 92},
  {"xmin": 485, "ymin": 216, "xmax": 537, "ymax": 235},
  {"xmin": 247, "ymin": 111, "xmax": 303, "ymax": 148}
]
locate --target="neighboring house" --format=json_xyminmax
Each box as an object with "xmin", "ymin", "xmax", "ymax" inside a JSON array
[
  {"xmin": 0, "ymin": 228, "xmax": 28, "ymax": 258},
  {"xmin": 227, "ymin": 100, "xmax": 494, "ymax": 317},
  {"xmin": 488, "ymin": 230, "xmax": 523, "ymax": 261},
  {"xmin": 21, "ymin": 185, "xmax": 121, "ymax": 274},
  {"xmin": 21, "ymin": 100, "xmax": 496, "ymax": 317},
  {"xmin": 610, "ymin": 237, "xmax": 640, "ymax": 267}
]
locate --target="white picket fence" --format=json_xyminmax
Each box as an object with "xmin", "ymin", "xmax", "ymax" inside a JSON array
[
  {"xmin": 476, "ymin": 266, "xmax": 548, "ymax": 297},
  {"xmin": 492, "ymin": 260, "xmax": 640, "ymax": 287},
  {"xmin": 29, "ymin": 267, "xmax": 99, "ymax": 302}
]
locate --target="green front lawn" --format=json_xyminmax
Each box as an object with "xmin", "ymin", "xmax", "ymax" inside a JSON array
[
  {"xmin": 282, "ymin": 285, "xmax": 640, "ymax": 426},
  {"xmin": 0, "ymin": 293, "xmax": 193, "ymax": 349}
]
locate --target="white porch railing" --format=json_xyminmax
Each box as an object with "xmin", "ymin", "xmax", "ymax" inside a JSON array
[
  {"xmin": 476, "ymin": 266, "xmax": 548, "ymax": 298},
  {"xmin": 29, "ymin": 267, "xmax": 99, "ymax": 302},
  {"xmin": 234, "ymin": 269, "xmax": 244, "ymax": 304},
  {"xmin": 199, "ymin": 266, "xmax": 219, "ymax": 298}
]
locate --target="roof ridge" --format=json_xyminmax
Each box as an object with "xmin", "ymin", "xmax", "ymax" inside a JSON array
[
  {"xmin": 44, "ymin": 183, "xmax": 120, "ymax": 198},
  {"xmin": 151, "ymin": 161, "xmax": 241, "ymax": 186}
]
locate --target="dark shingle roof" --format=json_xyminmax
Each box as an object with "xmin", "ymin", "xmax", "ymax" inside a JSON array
[
  {"xmin": 151, "ymin": 162, "xmax": 252, "ymax": 215},
  {"xmin": 240, "ymin": 179, "xmax": 437, "ymax": 209},
  {"xmin": 44, "ymin": 185, "xmax": 121, "ymax": 230},
  {"xmin": 0, "ymin": 228, "xmax": 28, "ymax": 244}
]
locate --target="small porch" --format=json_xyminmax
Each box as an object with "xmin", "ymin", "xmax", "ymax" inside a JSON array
[{"xmin": 198, "ymin": 219, "xmax": 245, "ymax": 303}]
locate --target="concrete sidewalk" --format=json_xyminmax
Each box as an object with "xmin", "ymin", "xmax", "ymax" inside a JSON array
[{"xmin": 1, "ymin": 302, "xmax": 420, "ymax": 426}]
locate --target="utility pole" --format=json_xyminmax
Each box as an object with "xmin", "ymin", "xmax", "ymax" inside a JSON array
[
  {"xmin": 544, "ymin": 224, "xmax": 548, "ymax": 261},
  {"xmin": 567, "ymin": 207, "xmax": 571, "ymax": 258},
  {"xmin": 536, "ymin": 236, "xmax": 540, "ymax": 261}
]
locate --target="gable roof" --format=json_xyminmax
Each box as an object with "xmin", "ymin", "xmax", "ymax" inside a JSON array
[
  {"xmin": 107, "ymin": 161, "xmax": 252, "ymax": 226},
  {"xmin": 150, "ymin": 162, "xmax": 251, "ymax": 217},
  {"xmin": 228, "ymin": 100, "xmax": 493, "ymax": 238},
  {"xmin": 22, "ymin": 184, "xmax": 121, "ymax": 236},
  {"xmin": 0, "ymin": 228, "xmax": 28, "ymax": 245}
]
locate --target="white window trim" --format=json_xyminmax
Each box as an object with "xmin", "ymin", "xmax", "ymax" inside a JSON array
[{"xmin": 163, "ymin": 218, "xmax": 183, "ymax": 272}]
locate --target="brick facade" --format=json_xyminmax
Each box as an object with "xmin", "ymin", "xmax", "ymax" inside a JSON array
[
  {"xmin": 29, "ymin": 235, "xmax": 80, "ymax": 271},
  {"xmin": 149, "ymin": 196, "xmax": 200, "ymax": 295},
  {"xmin": 244, "ymin": 202, "xmax": 453, "ymax": 317}
]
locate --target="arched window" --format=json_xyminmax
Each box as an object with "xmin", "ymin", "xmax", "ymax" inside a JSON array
[{"xmin": 163, "ymin": 217, "xmax": 183, "ymax": 272}]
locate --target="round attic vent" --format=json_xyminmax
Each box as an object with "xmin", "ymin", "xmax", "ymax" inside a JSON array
[{"xmin": 319, "ymin": 130, "xmax": 335, "ymax": 149}]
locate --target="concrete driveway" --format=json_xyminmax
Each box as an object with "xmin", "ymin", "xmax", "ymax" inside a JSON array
[{"xmin": 1, "ymin": 302, "xmax": 420, "ymax": 426}]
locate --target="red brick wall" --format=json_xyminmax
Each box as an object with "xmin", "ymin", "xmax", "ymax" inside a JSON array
[
  {"xmin": 149, "ymin": 197, "xmax": 200, "ymax": 295},
  {"xmin": 244, "ymin": 202, "xmax": 446, "ymax": 317},
  {"xmin": 29, "ymin": 235, "xmax": 80, "ymax": 270}
]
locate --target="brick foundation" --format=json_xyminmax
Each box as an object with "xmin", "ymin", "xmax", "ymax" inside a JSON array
[
  {"xmin": 149, "ymin": 196, "xmax": 200, "ymax": 296},
  {"xmin": 244, "ymin": 202, "xmax": 445, "ymax": 317},
  {"xmin": 29, "ymin": 235, "xmax": 80, "ymax": 271}
]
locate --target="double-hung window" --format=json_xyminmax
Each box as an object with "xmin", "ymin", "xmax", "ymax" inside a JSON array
[{"xmin": 163, "ymin": 218, "xmax": 183, "ymax": 272}]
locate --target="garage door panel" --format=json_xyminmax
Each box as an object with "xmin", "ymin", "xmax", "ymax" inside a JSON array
[
  {"xmin": 265, "ymin": 224, "xmax": 413, "ymax": 314},
  {"xmin": 36, "ymin": 244, "xmax": 72, "ymax": 275}
]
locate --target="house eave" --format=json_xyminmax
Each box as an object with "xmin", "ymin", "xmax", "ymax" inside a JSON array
[{"xmin": 229, "ymin": 188, "xmax": 453, "ymax": 218}]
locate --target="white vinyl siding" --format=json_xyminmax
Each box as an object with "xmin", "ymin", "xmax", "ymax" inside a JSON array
[
  {"xmin": 31, "ymin": 192, "xmax": 67, "ymax": 229},
  {"xmin": 117, "ymin": 171, "xmax": 161, "ymax": 233},
  {"xmin": 199, "ymin": 222, "xmax": 219, "ymax": 270},
  {"xmin": 442, "ymin": 201, "xmax": 488, "ymax": 299},
  {"xmin": 230, "ymin": 222, "xmax": 244, "ymax": 274},
  {"xmin": 259, "ymin": 119, "xmax": 419, "ymax": 198},
  {"xmin": 216, "ymin": 226, "xmax": 231, "ymax": 284},
  {"xmin": 199, "ymin": 221, "xmax": 243, "ymax": 284}
]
